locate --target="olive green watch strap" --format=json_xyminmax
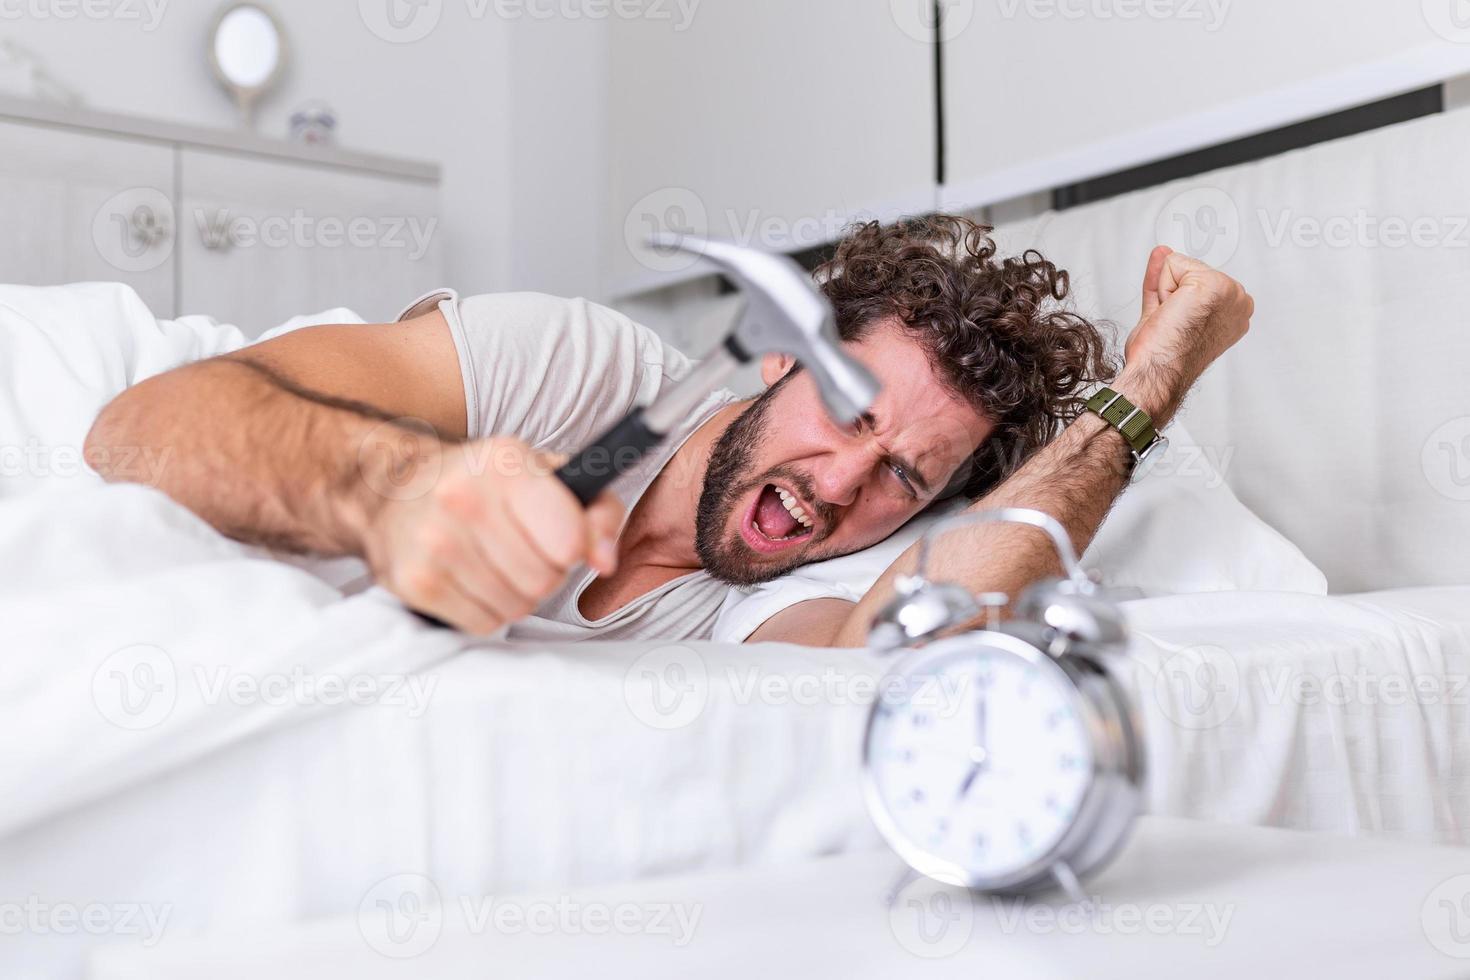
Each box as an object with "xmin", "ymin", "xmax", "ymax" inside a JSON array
[{"xmin": 1085, "ymin": 387, "xmax": 1159, "ymax": 456}]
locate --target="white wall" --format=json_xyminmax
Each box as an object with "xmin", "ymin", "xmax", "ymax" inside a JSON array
[
  {"xmin": 0, "ymin": 0, "xmax": 578, "ymax": 299},
  {"xmin": 603, "ymin": 0, "xmax": 936, "ymax": 299},
  {"xmin": 505, "ymin": 12, "xmax": 609, "ymax": 299},
  {"xmin": 941, "ymin": 0, "xmax": 1470, "ymax": 209},
  {"xmin": 9, "ymin": 2, "xmax": 1470, "ymax": 314}
]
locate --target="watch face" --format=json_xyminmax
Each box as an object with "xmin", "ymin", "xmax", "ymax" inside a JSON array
[
  {"xmin": 863, "ymin": 634, "xmax": 1095, "ymax": 887},
  {"xmin": 1130, "ymin": 435, "xmax": 1170, "ymax": 483}
]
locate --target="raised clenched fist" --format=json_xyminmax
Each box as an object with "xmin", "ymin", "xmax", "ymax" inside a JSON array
[{"xmin": 1120, "ymin": 245, "xmax": 1254, "ymax": 421}]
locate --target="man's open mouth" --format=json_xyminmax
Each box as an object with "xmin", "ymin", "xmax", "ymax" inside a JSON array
[{"xmin": 740, "ymin": 482, "xmax": 817, "ymax": 555}]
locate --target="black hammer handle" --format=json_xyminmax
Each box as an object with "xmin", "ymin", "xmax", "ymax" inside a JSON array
[{"xmin": 554, "ymin": 407, "xmax": 664, "ymax": 505}]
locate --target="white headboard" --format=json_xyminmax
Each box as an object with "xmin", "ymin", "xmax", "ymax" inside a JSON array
[{"xmin": 993, "ymin": 107, "xmax": 1470, "ymax": 593}]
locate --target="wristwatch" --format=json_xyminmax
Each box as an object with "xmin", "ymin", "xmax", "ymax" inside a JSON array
[{"xmin": 1085, "ymin": 387, "xmax": 1169, "ymax": 482}]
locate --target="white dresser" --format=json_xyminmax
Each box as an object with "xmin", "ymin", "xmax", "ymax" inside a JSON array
[{"xmin": 0, "ymin": 94, "xmax": 441, "ymax": 336}]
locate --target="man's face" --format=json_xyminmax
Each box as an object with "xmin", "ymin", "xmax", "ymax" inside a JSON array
[{"xmin": 696, "ymin": 320, "xmax": 994, "ymax": 586}]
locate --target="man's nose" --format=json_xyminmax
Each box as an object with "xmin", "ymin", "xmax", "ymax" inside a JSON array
[{"xmin": 812, "ymin": 446, "xmax": 875, "ymax": 508}]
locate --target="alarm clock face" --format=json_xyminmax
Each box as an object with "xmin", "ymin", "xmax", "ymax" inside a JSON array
[{"xmin": 864, "ymin": 632, "xmax": 1096, "ymax": 888}]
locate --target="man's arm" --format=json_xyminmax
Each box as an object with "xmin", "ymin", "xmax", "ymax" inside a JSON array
[
  {"xmin": 85, "ymin": 312, "xmax": 622, "ymax": 634},
  {"xmin": 750, "ymin": 246, "xmax": 1253, "ymax": 648}
]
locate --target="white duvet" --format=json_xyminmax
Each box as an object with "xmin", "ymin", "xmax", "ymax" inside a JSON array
[{"xmin": 3, "ymin": 283, "xmax": 1468, "ymax": 979}]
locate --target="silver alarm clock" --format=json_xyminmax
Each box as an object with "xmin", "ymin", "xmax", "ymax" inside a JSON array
[{"xmin": 862, "ymin": 508, "xmax": 1145, "ymax": 898}]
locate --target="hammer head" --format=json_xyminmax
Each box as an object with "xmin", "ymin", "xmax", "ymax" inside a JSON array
[{"xmin": 649, "ymin": 233, "xmax": 881, "ymax": 424}]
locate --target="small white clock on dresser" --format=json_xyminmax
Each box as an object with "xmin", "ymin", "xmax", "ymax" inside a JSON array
[{"xmin": 0, "ymin": 93, "xmax": 441, "ymax": 336}]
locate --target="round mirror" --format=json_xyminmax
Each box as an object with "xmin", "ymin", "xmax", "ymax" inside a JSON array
[{"xmin": 209, "ymin": 3, "xmax": 287, "ymax": 127}]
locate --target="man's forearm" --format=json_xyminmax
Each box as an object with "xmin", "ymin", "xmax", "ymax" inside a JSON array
[
  {"xmin": 830, "ymin": 362, "xmax": 1178, "ymax": 648},
  {"xmin": 85, "ymin": 357, "xmax": 429, "ymax": 557}
]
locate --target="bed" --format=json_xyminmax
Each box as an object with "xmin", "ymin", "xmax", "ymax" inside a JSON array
[{"xmin": 4, "ymin": 103, "xmax": 1470, "ymax": 978}]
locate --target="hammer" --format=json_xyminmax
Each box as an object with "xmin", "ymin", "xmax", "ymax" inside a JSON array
[
  {"xmin": 414, "ymin": 235, "xmax": 881, "ymax": 628},
  {"xmin": 555, "ymin": 234, "xmax": 882, "ymax": 503}
]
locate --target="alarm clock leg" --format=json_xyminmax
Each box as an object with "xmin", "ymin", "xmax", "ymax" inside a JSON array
[
  {"xmin": 881, "ymin": 866, "xmax": 923, "ymax": 908},
  {"xmin": 1049, "ymin": 861, "xmax": 1093, "ymax": 913}
]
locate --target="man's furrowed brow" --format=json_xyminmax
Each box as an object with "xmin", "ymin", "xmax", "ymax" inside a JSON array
[{"xmin": 865, "ymin": 409, "xmax": 936, "ymax": 495}]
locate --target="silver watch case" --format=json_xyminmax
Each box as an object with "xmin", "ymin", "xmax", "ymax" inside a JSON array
[{"xmin": 1129, "ymin": 433, "xmax": 1170, "ymax": 483}]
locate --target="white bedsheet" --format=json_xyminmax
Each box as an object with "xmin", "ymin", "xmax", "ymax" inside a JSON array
[
  {"xmin": 3, "ymin": 282, "xmax": 1466, "ymax": 977},
  {"xmin": 4, "ymin": 480, "xmax": 1467, "ymax": 976}
]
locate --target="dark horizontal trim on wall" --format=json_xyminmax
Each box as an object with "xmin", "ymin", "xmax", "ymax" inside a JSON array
[
  {"xmin": 729, "ymin": 85, "xmax": 1445, "ymax": 289},
  {"xmin": 1052, "ymin": 85, "xmax": 1444, "ymax": 211}
]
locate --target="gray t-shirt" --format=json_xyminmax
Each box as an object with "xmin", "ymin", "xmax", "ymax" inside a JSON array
[{"xmin": 396, "ymin": 289, "xmax": 740, "ymax": 642}]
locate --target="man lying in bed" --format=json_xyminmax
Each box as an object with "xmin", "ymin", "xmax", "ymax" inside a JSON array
[{"xmin": 86, "ymin": 216, "xmax": 1251, "ymax": 646}]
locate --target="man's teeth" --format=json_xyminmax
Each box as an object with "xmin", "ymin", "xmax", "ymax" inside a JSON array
[{"xmin": 774, "ymin": 487, "xmax": 814, "ymax": 529}]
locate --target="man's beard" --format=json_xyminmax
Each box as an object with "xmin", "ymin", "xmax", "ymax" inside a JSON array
[{"xmin": 695, "ymin": 380, "xmax": 835, "ymax": 586}]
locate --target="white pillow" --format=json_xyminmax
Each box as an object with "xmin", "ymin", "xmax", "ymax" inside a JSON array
[{"xmin": 712, "ymin": 422, "xmax": 1327, "ymax": 643}]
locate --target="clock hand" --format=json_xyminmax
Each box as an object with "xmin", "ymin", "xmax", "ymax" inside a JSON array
[
  {"xmin": 956, "ymin": 687, "xmax": 991, "ymax": 801},
  {"xmin": 973, "ymin": 686, "xmax": 989, "ymax": 768},
  {"xmin": 957, "ymin": 762, "xmax": 980, "ymax": 800}
]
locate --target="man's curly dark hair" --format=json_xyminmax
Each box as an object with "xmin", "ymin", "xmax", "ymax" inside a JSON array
[{"xmin": 813, "ymin": 215, "xmax": 1117, "ymax": 499}]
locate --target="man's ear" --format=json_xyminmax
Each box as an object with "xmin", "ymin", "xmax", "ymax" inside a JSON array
[{"xmin": 760, "ymin": 352, "xmax": 797, "ymax": 387}]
